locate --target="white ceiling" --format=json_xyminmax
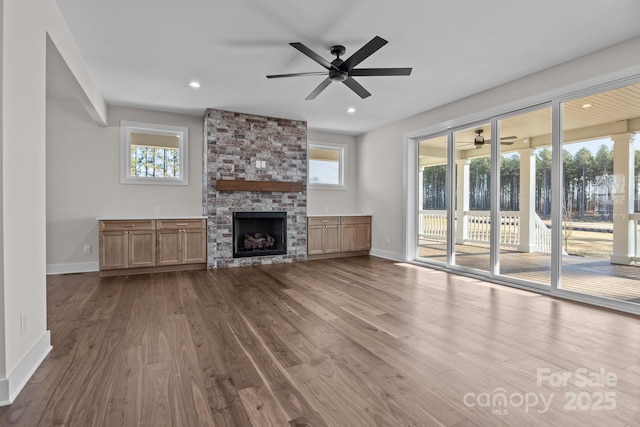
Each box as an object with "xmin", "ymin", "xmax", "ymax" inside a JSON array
[{"xmin": 54, "ymin": 0, "xmax": 640, "ymax": 135}]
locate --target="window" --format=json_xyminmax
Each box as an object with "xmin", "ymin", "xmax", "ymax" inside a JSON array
[
  {"xmin": 308, "ymin": 142, "xmax": 347, "ymax": 190},
  {"xmin": 120, "ymin": 121, "xmax": 189, "ymax": 185}
]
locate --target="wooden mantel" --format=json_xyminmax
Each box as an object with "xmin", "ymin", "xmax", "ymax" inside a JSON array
[{"xmin": 216, "ymin": 179, "xmax": 303, "ymax": 192}]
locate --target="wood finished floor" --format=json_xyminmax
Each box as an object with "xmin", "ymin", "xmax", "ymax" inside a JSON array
[{"xmin": 1, "ymin": 256, "xmax": 639, "ymax": 426}]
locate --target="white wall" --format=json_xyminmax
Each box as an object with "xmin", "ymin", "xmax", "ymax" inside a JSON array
[
  {"xmin": 0, "ymin": 0, "xmax": 106, "ymax": 404},
  {"xmin": 307, "ymin": 130, "xmax": 360, "ymax": 215},
  {"xmin": 358, "ymin": 36, "xmax": 640, "ymax": 261},
  {"xmin": 46, "ymin": 101, "xmax": 204, "ymax": 273}
]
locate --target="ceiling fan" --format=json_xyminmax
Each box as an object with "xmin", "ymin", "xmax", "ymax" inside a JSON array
[
  {"xmin": 469, "ymin": 129, "xmax": 518, "ymax": 149},
  {"xmin": 266, "ymin": 36, "xmax": 412, "ymax": 100}
]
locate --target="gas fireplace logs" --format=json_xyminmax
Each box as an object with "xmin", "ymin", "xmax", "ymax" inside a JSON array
[{"xmin": 243, "ymin": 233, "xmax": 275, "ymax": 250}]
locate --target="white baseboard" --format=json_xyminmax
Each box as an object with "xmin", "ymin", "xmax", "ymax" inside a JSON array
[
  {"xmin": 369, "ymin": 248, "xmax": 405, "ymax": 262},
  {"xmin": 0, "ymin": 331, "xmax": 52, "ymax": 406},
  {"xmin": 46, "ymin": 261, "xmax": 99, "ymax": 275}
]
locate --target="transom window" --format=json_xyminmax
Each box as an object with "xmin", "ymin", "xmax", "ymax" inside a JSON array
[
  {"xmin": 308, "ymin": 142, "xmax": 347, "ymax": 190},
  {"xmin": 120, "ymin": 121, "xmax": 189, "ymax": 185}
]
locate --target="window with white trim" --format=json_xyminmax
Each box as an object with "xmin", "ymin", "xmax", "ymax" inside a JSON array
[
  {"xmin": 308, "ymin": 142, "xmax": 347, "ymax": 190},
  {"xmin": 120, "ymin": 121, "xmax": 189, "ymax": 185}
]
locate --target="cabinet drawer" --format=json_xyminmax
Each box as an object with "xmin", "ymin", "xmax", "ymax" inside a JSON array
[
  {"xmin": 100, "ymin": 220, "xmax": 155, "ymax": 231},
  {"xmin": 341, "ymin": 216, "xmax": 371, "ymax": 225},
  {"xmin": 156, "ymin": 219, "xmax": 206, "ymax": 230},
  {"xmin": 308, "ymin": 217, "xmax": 340, "ymax": 227}
]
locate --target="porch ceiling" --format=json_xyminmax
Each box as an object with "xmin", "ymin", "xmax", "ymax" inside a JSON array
[{"xmin": 419, "ymin": 81, "xmax": 640, "ymax": 159}]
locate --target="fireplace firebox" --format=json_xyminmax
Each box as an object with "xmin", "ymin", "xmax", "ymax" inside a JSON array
[{"xmin": 233, "ymin": 212, "xmax": 287, "ymax": 258}]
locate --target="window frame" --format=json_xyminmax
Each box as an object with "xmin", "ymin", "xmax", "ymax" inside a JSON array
[
  {"xmin": 307, "ymin": 141, "xmax": 347, "ymax": 190},
  {"xmin": 120, "ymin": 121, "xmax": 189, "ymax": 185}
]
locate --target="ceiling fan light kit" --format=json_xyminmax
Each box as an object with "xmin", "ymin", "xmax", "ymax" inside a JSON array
[{"xmin": 267, "ymin": 36, "xmax": 413, "ymax": 100}]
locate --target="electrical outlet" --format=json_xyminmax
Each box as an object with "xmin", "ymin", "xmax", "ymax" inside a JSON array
[
  {"xmin": 154, "ymin": 206, "xmax": 161, "ymax": 214},
  {"xmin": 84, "ymin": 245, "xmax": 92, "ymax": 254},
  {"xmin": 385, "ymin": 236, "xmax": 390, "ymax": 245}
]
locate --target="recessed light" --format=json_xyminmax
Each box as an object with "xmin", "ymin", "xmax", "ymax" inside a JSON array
[
  {"xmin": 347, "ymin": 107, "xmax": 356, "ymax": 114},
  {"xmin": 189, "ymin": 81, "xmax": 201, "ymax": 88},
  {"xmin": 582, "ymin": 103, "xmax": 592, "ymax": 108}
]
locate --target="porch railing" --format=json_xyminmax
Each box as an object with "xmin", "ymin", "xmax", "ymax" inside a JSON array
[
  {"xmin": 534, "ymin": 214, "xmax": 552, "ymax": 253},
  {"xmin": 629, "ymin": 213, "xmax": 640, "ymax": 262},
  {"xmin": 418, "ymin": 210, "xmax": 552, "ymax": 253}
]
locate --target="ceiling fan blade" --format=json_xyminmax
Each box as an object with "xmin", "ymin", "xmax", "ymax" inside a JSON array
[
  {"xmin": 349, "ymin": 67, "xmax": 412, "ymax": 77},
  {"xmin": 500, "ymin": 135, "xmax": 518, "ymax": 140},
  {"xmin": 290, "ymin": 42, "xmax": 336, "ymax": 70},
  {"xmin": 343, "ymin": 77, "xmax": 371, "ymax": 99},
  {"xmin": 341, "ymin": 36, "xmax": 388, "ymax": 71},
  {"xmin": 305, "ymin": 78, "xmax": 332, "ymax": 100},
  {"xmin": 267, "ymin": 72, "xmax": 328, "ymax": 79},
  {"xmin": 499, "ymin": 140, "xmax": 515, "ymax": 145}
]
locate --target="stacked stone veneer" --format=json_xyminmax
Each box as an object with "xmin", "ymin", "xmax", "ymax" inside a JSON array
[{"xmin": 204, "ymin": 109, "xmax": 307, "ymax": 268}]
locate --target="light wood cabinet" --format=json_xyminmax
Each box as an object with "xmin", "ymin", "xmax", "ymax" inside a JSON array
[
  {"xmin": 156, "ymin": 219, "xmax": 207, "ymax": 265},
  {"xmin": 340, "ymin": 216, "xmax": 371, "ymax": 252},
  {"xmin": 307, "ymin": 216, "xmax": 371, "ymax": 260},
  {"xmin": 99, "ymin": 218, "xmax": 206, "ymax": 276},
  {"xmin": 308, "ymin": 217, "xmax": 341, "ymax": 255},
  {"xmin": 99, "ymin": 220, "xmax": 156, "ymax": 270}
]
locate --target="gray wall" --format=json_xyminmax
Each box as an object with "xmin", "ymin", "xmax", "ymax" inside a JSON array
[{"xmin": 46, "ymin": 100, "xmax": 204, "ymax": 273}]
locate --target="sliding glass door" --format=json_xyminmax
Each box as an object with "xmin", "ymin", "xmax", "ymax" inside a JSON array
[
  {"xmin": 413, "ymin": 78, "xmax": 640, "ymax": 312},
  {"xmin": 559, "ymin": 83, "xmax": 640, "ymax": 304},
  {"xmin": 417, "ymin": 134, "xmax": 448, "ymax": 265},
  {"xmin": 496, "ymin": 107, "xmax": 552, "ymax": 286},
  {"xmin": 452, "ymin": 124, "xmax": 492, "ymax": 273}
]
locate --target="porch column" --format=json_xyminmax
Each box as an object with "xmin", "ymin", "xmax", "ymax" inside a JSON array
[
  {"xmin": 610, "ymin": 132, "xmax": 634, "ymax": 265},
  {"xmin": 518, "ymin": 148, "xmax": 536, "ymax": 252},
  {"xmin": 456, "ymin": 158, "xmax": 470, "ymax": 243}
]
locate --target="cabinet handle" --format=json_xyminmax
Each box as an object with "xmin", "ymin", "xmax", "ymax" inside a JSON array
[
  {"xmin": 321, "ymin": 220, "xmax": 329, "ymax": 223},
  {"xmin": 122, "ymin": 225, "xmax": 135, "ymax": 228},
  {"xmin": 176, "ymin": 223, "xmax": 188, "ymax": 226}
]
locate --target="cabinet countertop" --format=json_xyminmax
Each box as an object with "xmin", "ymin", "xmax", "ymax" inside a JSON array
[
  {"xmin": 97, "ymin": 216, "xmax": 208, "ymax": 221},
  {"xmin": 307, "ymin": 214, "xmax": 372, "ymax": 218}
]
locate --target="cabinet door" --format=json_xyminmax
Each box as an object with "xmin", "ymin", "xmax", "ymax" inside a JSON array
[
  {"xmin": 341, "ymin": 224, "xmax": 357, "ymax": 252},
  {"xmin": 129, "ymin": 230, "xmax": 156, "ymax": 268},
  {"xmin": 157, "ymin": 229, "xmax": 181, "ymax": 266},
  {"xmin": 100, "ymin": 231, "xmax": 128, "ymax": 270},
  {"xmin": 183, "ymin": 228, "xmax": 207, "ymax": 264},
  {"xmin": 307, "ymin": 225, "xmax": 325, "ymax": 255},
  {"xmin": 324, "ymin": 224, "xmax": 341, "ymax": 253},
  {"xmin": 355, "ymin": 223, "xmax": 371, "ymax": 251}
]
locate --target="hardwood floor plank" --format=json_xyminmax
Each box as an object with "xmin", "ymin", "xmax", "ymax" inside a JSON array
[
  {"xmin": 238, "ymin": 386, "xmax": 290, "ymax": 427},
  {"xmin": 287, "ymin": 363, "xmax": 377, "ymax": 427},
  {"xmin": 181, "ymin": 299, "xmax": 252, "ymax": 426},
  {"xmin": 282, "ymin": 288, "xmax": 339, "ymax": 321}
]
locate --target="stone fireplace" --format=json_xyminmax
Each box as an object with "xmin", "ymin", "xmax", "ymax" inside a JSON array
[{"xmin": 204, "ymin": 109, "xmax": 307, "ymax": 268}]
